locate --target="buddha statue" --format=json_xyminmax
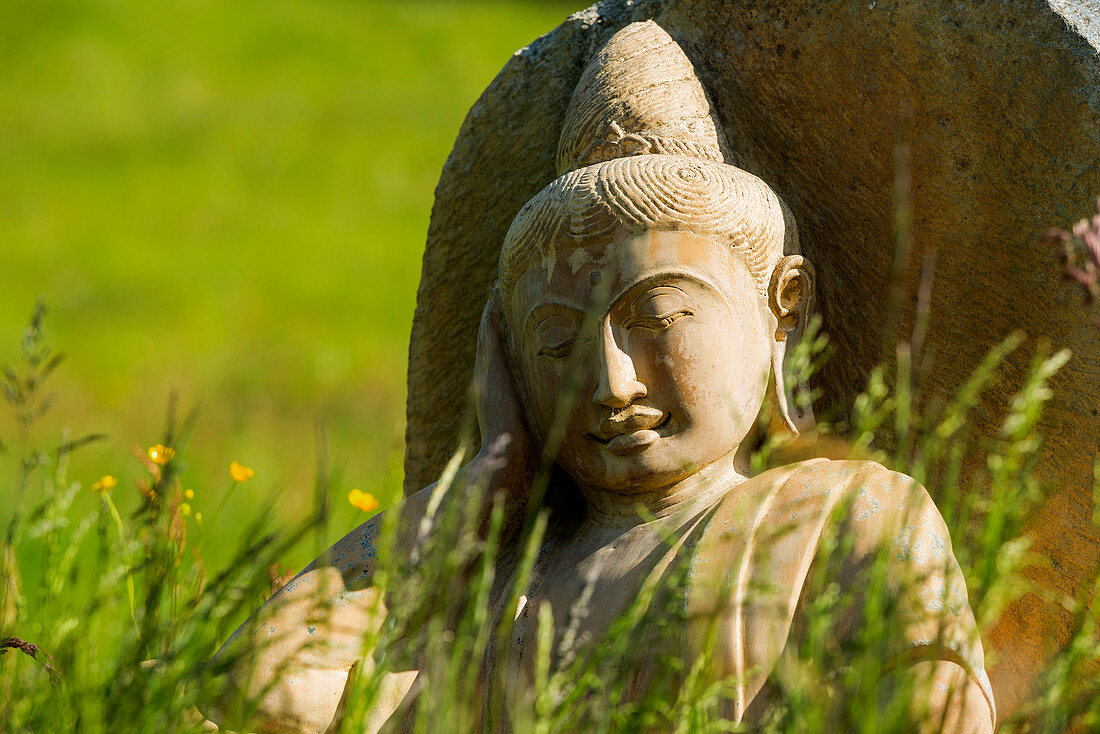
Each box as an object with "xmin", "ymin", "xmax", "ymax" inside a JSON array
[{"xmin": 206, "ymin": 21, "xmax": 995, "ymax": 734}]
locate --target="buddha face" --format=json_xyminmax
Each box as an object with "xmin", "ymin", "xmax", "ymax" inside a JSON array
[{"xmin": 508, "ymin": 228, "xmax": 777, "ymax": 493}]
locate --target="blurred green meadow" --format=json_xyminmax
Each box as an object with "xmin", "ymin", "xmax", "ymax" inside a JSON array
[{"xmin": 0, "ymin": 0, "xmax": 580, "ymax": 568}]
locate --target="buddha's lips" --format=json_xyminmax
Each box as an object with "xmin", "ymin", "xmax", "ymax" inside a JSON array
[{"xmin": 590, "ymin": 407, "xmax": 667, "ymax": 443}]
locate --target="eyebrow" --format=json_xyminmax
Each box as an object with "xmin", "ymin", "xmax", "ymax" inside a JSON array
[
  {"xmin": 607, "ymin": 270, "xmax": 731, "ymax": 312},
  {"xmin": 523, "ymin": 301, "xmax": 584, "ymax": 339},
  {"xmin": 521, "ymin": 268, "xmax": 734, "ymax": 336}
]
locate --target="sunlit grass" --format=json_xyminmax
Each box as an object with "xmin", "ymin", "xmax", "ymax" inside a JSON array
[
  {"xmin": 3, "ymin": 306, "xmax": 1095, "ymax": 732},
  {"xmin": 4, "ymin": 3, "xmax": 1097, "ymax": 731}
]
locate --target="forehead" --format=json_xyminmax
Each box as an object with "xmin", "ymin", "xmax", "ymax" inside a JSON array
[{"xmin": 509, "ymin": 229, "xmax": 757, "ymax": 322}]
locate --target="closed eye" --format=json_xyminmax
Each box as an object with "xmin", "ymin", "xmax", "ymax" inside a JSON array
[
  {"xmin": 539, "ymin": 338, "xmax": 575, "ymax": 359},
  {"xmin": 624, "ymin": 285, "xmax": 694, "ymax": 331},
  {"xmin": 624, "ymin": 309, "xmax": 692, "ymax": 331},
  {"xmin": 530, "ymin": 310, "xmax": 580, "ymax": 359}
]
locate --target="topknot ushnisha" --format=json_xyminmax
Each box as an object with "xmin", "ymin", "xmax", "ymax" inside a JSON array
[
  {"xmin": 555, "ymin": 20, "xmax": 731, "ymax": 175},
  {"xmin": 499, "ymin": 21, "xmax": 797, "ymax": 302}
]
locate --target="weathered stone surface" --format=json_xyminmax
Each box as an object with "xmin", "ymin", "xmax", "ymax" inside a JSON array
[{"xmin": 405, "ymin": 0, "xmax": 1100, "ymax": 716}]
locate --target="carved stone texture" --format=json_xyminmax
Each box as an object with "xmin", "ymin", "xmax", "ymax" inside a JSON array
[
  {"xmin": 406, "ymin": 0, "xmax": 1100, "ymax": 719},
  {"xmin": 555, "ymin": 19, "xmax": 731, "ymax": 172}
]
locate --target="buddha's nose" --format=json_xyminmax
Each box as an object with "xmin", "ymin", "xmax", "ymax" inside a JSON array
[{"xmin": 592, "ymin": 317, "xmax": 646, "ymax": 408}]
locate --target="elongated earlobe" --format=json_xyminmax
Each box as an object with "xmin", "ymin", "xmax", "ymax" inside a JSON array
[
  {"xmin": 490, "ymin": 283, "xmax": 545, "ymax": 450},
  {"xmin": 767, "ymin": 256, "xmax": 817, "ymax": 434},
  {"xmin": 769, "ymin": 346, "xmax": 799, "ymax": 435}
]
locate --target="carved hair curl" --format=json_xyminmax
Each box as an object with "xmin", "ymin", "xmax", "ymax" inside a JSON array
[{"xmin": 498, "ymin": 155, "xmax": 798, "ymax": 306}]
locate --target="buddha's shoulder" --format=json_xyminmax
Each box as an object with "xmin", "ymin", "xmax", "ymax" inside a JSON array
[
  {"xmin": 701, "ymin": 458, "xmax": 946, "ymax": 554},
  {"xmin": 756, "ymin": 456, "xmax": 920, "ymax": 491}
]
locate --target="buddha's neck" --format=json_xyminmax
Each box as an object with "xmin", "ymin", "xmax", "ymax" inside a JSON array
[{"xmin": 580, "ymin": 451, "xmax": 749, "ymax": 527}]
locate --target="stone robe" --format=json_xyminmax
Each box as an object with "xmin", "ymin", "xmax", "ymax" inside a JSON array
[{"xmin": 498, "ymin": 459, "xmax": 995, "ymax": 731}]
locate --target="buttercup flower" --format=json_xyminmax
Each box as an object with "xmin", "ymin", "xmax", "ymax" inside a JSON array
[
  {"xmin": 184, "ymin": 489, "xmax": 194, "ymax": 500},
  {"xmin": 230, "ymin": 461, "xmax": 255, "ymax": 483},
  {"xmin": 147, "ymin": 445, "xmax": 176, "ymax": 466},
  {"xmin": 347, "ymin": 489, "xmax": 379, "ymax": 513},
  {"xmin": 91, "ymin": 475, "xmax": 117, "ymax": 494},
  {"xmin": 180, "ymin": 503, "xmax": 192, "ymax": 516}
]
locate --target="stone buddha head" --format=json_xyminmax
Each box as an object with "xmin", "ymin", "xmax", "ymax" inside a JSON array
[{"xmin": 494, "ymin": 21, "xmax": 815, "ymax": 496}]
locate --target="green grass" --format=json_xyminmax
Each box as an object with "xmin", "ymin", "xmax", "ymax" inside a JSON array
[
  {"xmin": 0, "ymin": 0, "xmax": 582, "ymax": 566},
  {"xmin": 3, "ymin": 307, "xmax": 1096, "ymax": 732},
  {"xmin": 3, "ymin": 4, "xmax": 1098, "ymax": 731}
]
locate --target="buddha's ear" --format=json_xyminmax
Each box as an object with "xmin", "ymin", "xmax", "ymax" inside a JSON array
[
  {"xmin": 475, "ymin": 283, "xmax": 540, "ymax": 452},
  {"xmin": 766, "ymin": 256, "xmax": 816, "ymax": 435},
  {"xmin": 768, "ymin": 255, "xmax": 815, "ymax": 341}
]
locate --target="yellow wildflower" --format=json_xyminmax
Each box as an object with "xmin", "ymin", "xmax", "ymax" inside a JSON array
[
  {"xmin": 348, "ymin": 489, "xmax": 379, "ymax": 513},
  {"xmin": 194, "ymin": 512, "xmax": 203, "ymax": 526},
  {"xmin": 180, "ymin": 503, "xmax": 192, "ymax": 516},
  {"xmin": 91, "ymin": 475, "xmax": 117, "ymax": 494},
  {"xmin": 184, "ymin": 489, "xmax": 194, "ymax": 500},
  {"xmin": 147, "ymin": 445, "xmax": 176, "ymax": 466},
  {"xmin": 229, "ymin": 461, "xmax": 255, "ymax": 483}
]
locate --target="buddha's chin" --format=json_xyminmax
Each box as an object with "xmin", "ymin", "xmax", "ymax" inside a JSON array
[{"xmin": 570, "ymin": 435, "xmax": 710, "ymax": 494}]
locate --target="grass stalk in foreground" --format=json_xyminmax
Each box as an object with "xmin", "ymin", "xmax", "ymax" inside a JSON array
[{"xmin": 1, "ymin": 309, "xmax": 1097, "ymax": 732}]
